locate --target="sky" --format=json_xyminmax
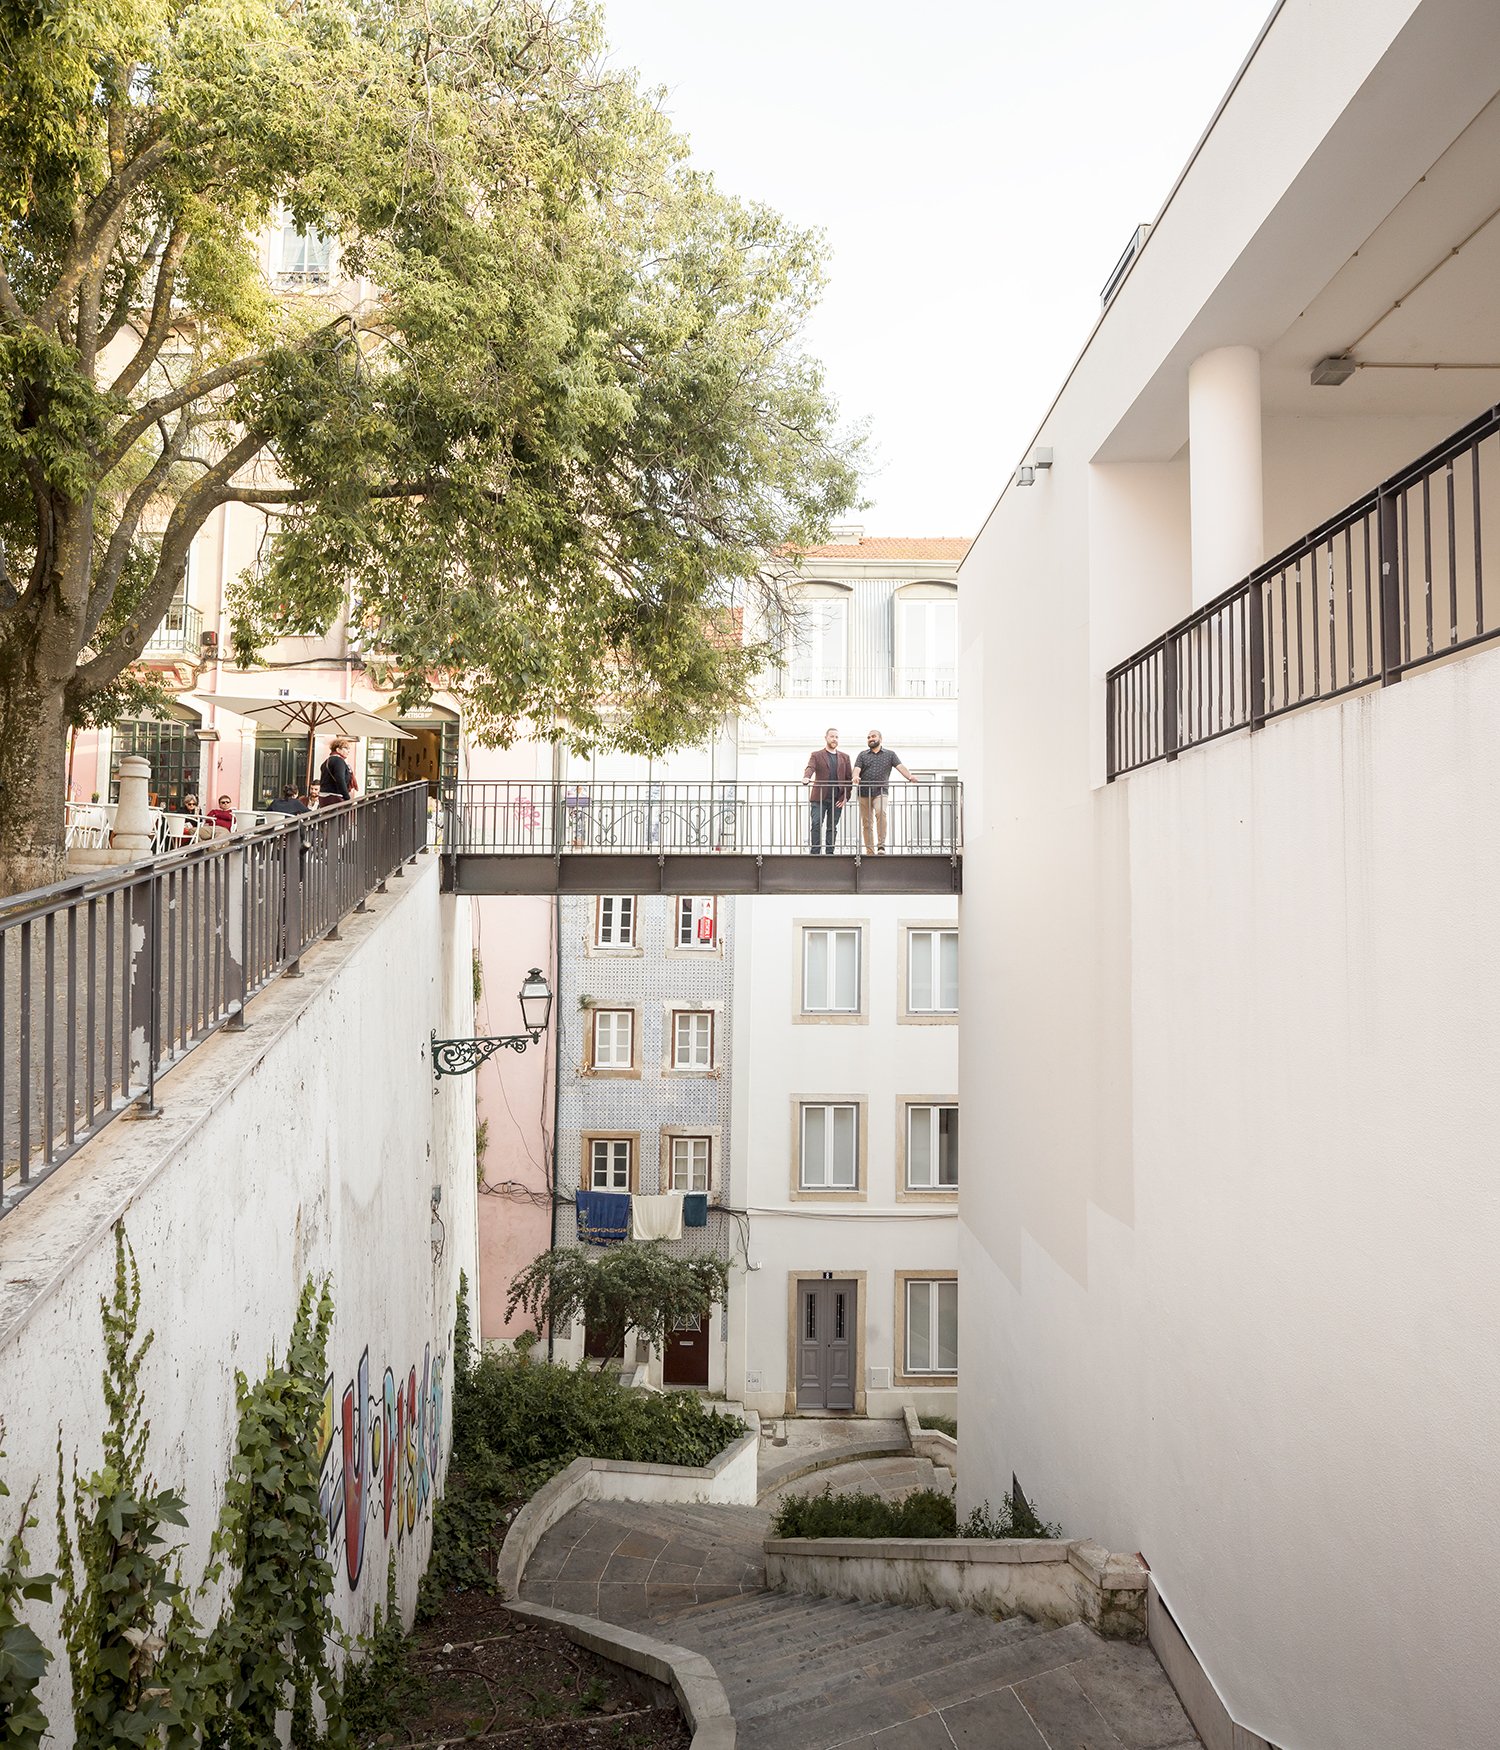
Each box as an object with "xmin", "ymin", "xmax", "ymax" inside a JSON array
[{"xmin": 600, "ymin": 0, "xmax": 1274, "ymax": 537}]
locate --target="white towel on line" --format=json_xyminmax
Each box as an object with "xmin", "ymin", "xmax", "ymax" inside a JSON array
[{"xmin": 631, "ymin": 1192, "xmax": 685, "ymax": 1241}]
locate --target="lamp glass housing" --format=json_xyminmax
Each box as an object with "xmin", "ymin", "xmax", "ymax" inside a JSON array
[{"xmin": 518, "ymin": 968, "xmax": 554, "ymax": 1034}]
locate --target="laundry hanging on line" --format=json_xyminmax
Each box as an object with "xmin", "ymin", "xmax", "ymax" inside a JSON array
[
  {"xmin": 682, "ymin": 1193, "xmax": 709, "ymax": 1229},
  {"xmin": 575, "ymin": 1188, "xmax": 631, "ymax": 1246},
  {"xmin": 631, "ymin": 1192, "xmax": 685, "ymax": 1241}
]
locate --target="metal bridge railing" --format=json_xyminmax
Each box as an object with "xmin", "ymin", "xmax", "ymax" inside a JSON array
[
  {"xmin": 0, "ymin": 781, "xmax": 428, "ymax": 1221},
  {"xmin": 1107, "ymin": 404, "xmax": 1500, "ymax": 778},
  {"xmin": 444, "ymin": 780, "xmax": 963, "ymax": 857}
]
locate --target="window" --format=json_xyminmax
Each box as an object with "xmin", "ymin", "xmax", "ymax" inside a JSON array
[
  {"xmin": 905, "ymin": 1278, "xmax": 958, "ymax": 1375},
  {"xmin": 800, "ymin": 1103, "xmax": 858, "ymax": 1190},
  {"xmin": 591, "ymin": 1009, "xmax": 633, "ymax": 1070},
  {"xmin": 671, "ymin": 1010, "xmax": 714, "ymax": 1070},
  {"xmin": 907, "ymin": 1105, "xmax": 958, "ymax": 1189},
  {"xmin": 676, "ymin": 896, "xmax": 718, "ymax": 948},
  {"xmin": 787, "ymin": 590, "xmax": 849, "ymax": 696},
  {"xmin": 897, "ymin": 592, "xmax": 958, "ymax": 697},
  {"xmin": 668, "ymin": 1136, "xmax": 711, "ymax": 1192},
  {"xmin": 803, "ymin": 927, "xmax": 860, "ymax": 1013},
  {"xmin": 278, "ymin": 221, "xmax": 332, "ymax": 285},
  {"xmin": 907, "ymin": 772, "xmax": 961, "ymax": 850},
  {"xmin": 110, "ymin": 718, "xmax": 200, "ymax": 812},
  {"xmin": 589, "ymin": 1137, "xmax": 633, "ymax": 1190},
  {"xmin": 595, "ymin": 896, "xmax": 635, "ymax": 948},
  {"xmin": 907, "ymin": 929, "xmax": 958, "ymax": 1014}
]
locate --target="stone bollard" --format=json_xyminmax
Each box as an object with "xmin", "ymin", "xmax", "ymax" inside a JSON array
[{"xmin": 112, "ymin": 754, "xmax": 155, "ymax": 857}]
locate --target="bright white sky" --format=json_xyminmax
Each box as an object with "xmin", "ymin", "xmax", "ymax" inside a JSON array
[{"xmin": 601, "ymin": 0, "xmax": 1273, "ymax": 536}]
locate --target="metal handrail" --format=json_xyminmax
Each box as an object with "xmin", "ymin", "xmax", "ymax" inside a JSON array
[
  {"xmin": 442, "ymin": 779, "xmax": 964, "ymax": 857},
  {"xmin": 1108, "ymin": 403, "xmax": 1500, "ymax": 778},
  {"xmin": 0, "ymin": 782, "xmax": 429, "ymax": 1220}
]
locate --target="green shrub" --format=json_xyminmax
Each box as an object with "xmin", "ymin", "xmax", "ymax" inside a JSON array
[
  {"xmin": 454, "ymin": 1352, "xmax": 740, "ymax": 1497},
  {"xmin": 920, "ymin": 1415, "xmax": 958, "ymax": 1440},
  {"xmin": 958, "ymin": 1491, "xmax": 1061, "ymax": 1540},
  {"xmin": 770, "ymin": 1487, "xmax": 958, "ymax": 1541}
]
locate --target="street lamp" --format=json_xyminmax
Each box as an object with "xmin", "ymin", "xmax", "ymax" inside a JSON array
[{"xmin": 430, "ymin": 967, "xmax": 554, "ymax": 1080}]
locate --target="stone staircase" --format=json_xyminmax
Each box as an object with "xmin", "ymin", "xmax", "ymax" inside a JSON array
[{"xmin": 519, "ymin": 1498, "xmax": 1201, "ymax": 1749}]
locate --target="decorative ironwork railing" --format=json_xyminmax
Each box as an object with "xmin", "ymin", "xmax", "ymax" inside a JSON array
[
  {"xmin": 445, "ymin": 780, "xmax": 963, "ymax": 857},
  {"xmin": 1107, "ymin": 404, "xmax": 1500, "ymax": 778},
  {"xmin": 0, "ymin": 783, "xmax": 428, "ymax": 1221},
  {"xmin": 143, "ymin": 600, "xmax": 204, "ymax": 655}
]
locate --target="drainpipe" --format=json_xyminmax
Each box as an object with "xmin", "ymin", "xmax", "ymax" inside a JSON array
[{"xmin": 547, "ymin": 885, "xmax": 563, "ymax": 1361}]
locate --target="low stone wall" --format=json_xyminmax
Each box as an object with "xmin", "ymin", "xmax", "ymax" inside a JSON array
[
  {"xmin": 902, "ymin": 1405, "xmax": 958, "ymax": 1477},
  {"xmin": 497, "ymin": 1415, "xmax": 760, "ymax": 1599},
  {"xmin": 764, "ymin": 1533, "xmax": 1147, "ymax": 1641}
]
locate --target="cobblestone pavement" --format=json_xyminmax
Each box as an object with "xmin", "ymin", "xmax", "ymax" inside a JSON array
[{"xmin": 519, "ymin": 1497, "xmax": 1202, "ymax": 1750}]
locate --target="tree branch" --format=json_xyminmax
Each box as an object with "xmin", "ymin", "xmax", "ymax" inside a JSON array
[
  {"xmin": 107, "ymin": 227, "xmax": 189, "ymax": 401},
  {"xmin": 83, "ymin": 416, "xmax": 193, "ymax": 645},
  {"xmin": 101, "ymin": 353, "xmax": 271, "ymax": 473},
  {"xmin": 37, "ymin": 136, "xmax": 176, "ymax": 333},
  {"xmin": 72, "ymin": 429, "xmax": 265, "ymax": 699}
]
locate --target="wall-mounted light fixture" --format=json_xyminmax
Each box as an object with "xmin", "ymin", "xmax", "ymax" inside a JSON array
[
  {"xmin": 430, "ymin": 967, "xmax": 554, "ymax": 1080},
  {"xmin": 1014, "ymin": 466, "xmax": 1036, "ymax": 488}
]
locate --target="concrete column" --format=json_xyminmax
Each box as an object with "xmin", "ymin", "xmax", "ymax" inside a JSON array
[
  {"xmin": 1188, "ymin": 345, "xmax": 1264, "ymax": 607},
  {"xmin": 112, "ymin": 754, "xmax": 155, "ymax": 856}
]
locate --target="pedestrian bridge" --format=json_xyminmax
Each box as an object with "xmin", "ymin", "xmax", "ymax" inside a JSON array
[{"xmin": 440, "ymin": 781, "xmax": 963, "ymax": 894}]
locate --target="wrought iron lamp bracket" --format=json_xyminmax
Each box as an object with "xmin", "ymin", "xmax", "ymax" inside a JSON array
[{"xmin": 430, "ymin": 1028, "xmax": 541, "ymax": 1081}]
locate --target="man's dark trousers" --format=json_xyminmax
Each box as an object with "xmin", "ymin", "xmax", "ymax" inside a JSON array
[{"xmin": 810, "ymin": 797, "xmax": 841, "ymax": 853}]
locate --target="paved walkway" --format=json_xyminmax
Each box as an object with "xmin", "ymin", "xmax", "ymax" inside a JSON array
[
  {"xmin": 762, "ymin": 1453, "xmax": 954, "ymax": 1507},
  {"xmin": 519, "ymin": 1497, "xmax": 1202, "ymax": 1749}
]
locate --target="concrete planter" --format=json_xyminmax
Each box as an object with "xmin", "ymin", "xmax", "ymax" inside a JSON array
[
  {"xmin": 763, "ymin": 1532, "xmax": 1147, "ymax": 1641},
  {"xmin": 901, "ymin": 1404, "xmax": 957, "ymax": 1477}
]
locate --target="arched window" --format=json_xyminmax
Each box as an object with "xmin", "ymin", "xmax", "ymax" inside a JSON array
[
  {"xmin": 894, "ymin": 583, "xmax": 958, "ymax": 698},
  {"xmin": 785, "ymin": 582, "xmax": 851, "ymax": 697}
]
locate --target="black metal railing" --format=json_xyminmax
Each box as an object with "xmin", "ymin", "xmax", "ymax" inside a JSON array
[
  {"xmin": 1107, "ymin": 404, "xmax": 1500, "ymax": 777},
  {"xmin": 0, "ymin": 782, "xmax": 428, "ymax": 1220},
  {"xmin": 444, "ymin": 780, "xmax": 963, "ymax": 857}
]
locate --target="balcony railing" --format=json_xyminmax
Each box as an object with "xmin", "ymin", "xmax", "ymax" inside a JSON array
[
  {"xmin": 143, "ymin": 600, "xmax": 203, "ymax": 656},
  {"xmin": 0, "ymin": 783, "xmax": 428, "ymax": 1221},
  {"xmin": 1107, "ymin": 403, "xmax": 1500, "ymax": 778},
  {"xmin": 774, "ymin": 664, "xmax": 958, "ymax": 699},
  {"xmin": 446, "ymin": 780, "xmax": 963, "ymax": 856}
]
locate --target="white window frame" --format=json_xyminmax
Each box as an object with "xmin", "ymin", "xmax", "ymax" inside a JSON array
[
  {"xmin": 787, "ymin": 587, "xmax": 849, "ymax": 697},
  {"xmin": 668, "ymin": 1135, "xmax": 712, "ymax": 1193},
  {"xmin": 277, "ymin": 220, "xmax": 333, "ymax": 284},
  {"xmin": 591, "ymin": 1008, "xmax": 634, "ymax": 1070},
  {"xmin": 802, "ymin": 926, "xmax": 861, "ymax": 1014},
  {"xmin": 906, "ymin": 927, "xmax": 958, "ymax": 1015},
  {"xmin": 895, "ymin": 589, "xmax": 958, "ymax": 698},
  {"xmin": 595, "ymin": 895, "xmax": 636, "ymax": 948},
  {"xmin": 906, "ymin": 1104, "xmax": 958, "ymax": 1190},
  {"xmin": 676, "ymin": 895, "xmax": 718, "ymax": 949},
  {"xmin": 589, "ymin": 1136, "xmax": 633, "ymax": 1191},
  {"xmin": 904, "ymin": 1277, "xmax": 959, "ymax": 1375},
  {"xmin": 799, "ymin": 1102, "xmax": 859, "ymax": 1191},
  {"xmin": 671, "ymin": 1009, "xmax": 714, "ymax": 1071}
]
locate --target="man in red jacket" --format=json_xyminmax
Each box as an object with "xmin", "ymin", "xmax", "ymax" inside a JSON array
[{"xmin": 802, "ymin": 727, "xmax": 852, "ymax": 854}]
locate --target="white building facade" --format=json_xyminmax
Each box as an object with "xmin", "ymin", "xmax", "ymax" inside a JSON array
[
  {"xmin": 958, "ymin": 3, "xmax": 1500, "ymax": 1747},
  {"xmin": 730, "ymin": 536, "xmax": 965, "ymax": 1419}
]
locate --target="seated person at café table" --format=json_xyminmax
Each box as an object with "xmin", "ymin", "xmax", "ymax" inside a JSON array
[
  {"xmin": 207, "ymin": 795, "xmax": 234, "ymax": 832},
  {"xmin": 266, "ymin": 786, "xmax": 309, "ymax": 816}
]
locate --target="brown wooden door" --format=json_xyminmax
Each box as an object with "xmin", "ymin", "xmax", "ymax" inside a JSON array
[
  {"xmin": 796, "ymin": 1281, "xmax": 855, "ymax": 1411},
  {"xmin": 663, "ymin": 1312, "xmax": 711, "ymax": 1385}
]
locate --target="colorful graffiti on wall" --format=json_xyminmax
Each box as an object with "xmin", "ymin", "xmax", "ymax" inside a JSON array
[{"xmin": 316, "ymin": 1341, "xmax": 447, "ymax": 1589}]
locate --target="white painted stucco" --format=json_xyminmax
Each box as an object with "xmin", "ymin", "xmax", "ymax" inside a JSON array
[
  {"xmin": 958, "ymin": 1, "xmax": 1500, "ymax": 1744},
  {"xmin": 0, "ymin": 859, "xmax": 476, "ymax": 1741}
]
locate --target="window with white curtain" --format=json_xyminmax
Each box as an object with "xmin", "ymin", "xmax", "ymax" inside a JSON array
[
  {"xmin": 907, "ymin": 928, "xmax": 958, "ymax": 1014},
  {"xmin": 906, "ymin": 1105, "xmax": 958, "ymax": 1189},
  {"xmin": 787, "ymin": 591, "xmax": 849, "ymax": 696},
  {"xmin": 278, "ymin": 221, "xmax": 333, "ymax": 284},
  {"xmin": 595, "ymin": 895, "xmax": 635, "ymax": 947},
  {"xmin": 905, "ymin": 1278, "xmax": 958, "ymax": 1374},
  {"xmin": 897, "ymin": 590, "xmax": 958, "ymax": 696},
  {"xmin": 589, "ymin": 1137, "xmax": 633, "ymax": 1190},
  {"xmin": 592, "ymin": 1009, "xmax": 633, "ymax": 1069},
  {"xmin": 669, "ymin": 1136, "xmax": 711, "ymax": 1192},
  {"xmin": 800, "ymin": 1103, "xmax": 858, "ymax": 1189},
  {"xmin": 672, "ymin": 1010, "xmax": 714, "ymax": 1070},
  {"xmin": 802, "ymin": 927, "xmax": 860, "ymax": 1013}
]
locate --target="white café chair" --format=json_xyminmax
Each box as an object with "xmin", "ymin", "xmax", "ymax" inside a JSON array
[{"xmin": 232, "ymin": 809, "xmax": 269, "ymax": 834}]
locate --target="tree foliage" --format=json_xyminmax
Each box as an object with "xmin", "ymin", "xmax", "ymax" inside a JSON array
[
  {"xmin": 0, "ymin": 1432, "xmax": 55, "ymax": 1750},
  {"xmin": 506, "ymin": 1241, "xmax": 730, "ymax": 1363},
  {"xmin": 0, "ymin": 0, "xmax": 861, "ymax": 883}
]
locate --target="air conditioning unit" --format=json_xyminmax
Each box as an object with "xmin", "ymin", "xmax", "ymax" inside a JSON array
[{"xmin": 199, "ymin": 629, "xmax": 218, "ymax": 652}]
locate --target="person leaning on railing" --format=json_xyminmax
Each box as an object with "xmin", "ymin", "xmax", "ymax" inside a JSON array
[{"xmin": 853, "ymin": 730, "xmax": 914, "ymax": 855}]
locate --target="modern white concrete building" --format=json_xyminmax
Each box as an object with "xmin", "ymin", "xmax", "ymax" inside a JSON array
[
  {"xmin": 731, "ymin": 535, "xmax": 965, "ymax": 1419},
  {"xmin": 958, "ymin": 3, "xmax": 1500, "ymax": 1746}
]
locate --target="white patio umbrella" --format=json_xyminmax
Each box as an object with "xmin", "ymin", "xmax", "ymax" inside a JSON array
[{"xmin": 190, "ymin": 692, "xmax": 415, "ymax": 794}]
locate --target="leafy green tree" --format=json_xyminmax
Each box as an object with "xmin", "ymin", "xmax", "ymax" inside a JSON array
[
  {"xmin": 506, "ymin": 1241, "xmax": 730, "ymax": 1365},
  {"xmin": 0, "ymin": 1433, "xmax": 55, "ymax": 1750},
  {"xmin": 0, "ymin": 0, "xmax": 861, "ymax": 889}
]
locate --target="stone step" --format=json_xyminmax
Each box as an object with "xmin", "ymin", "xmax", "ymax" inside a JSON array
[{"xmin": 682, "ymin": 1595, "xmax": 895, "ymax": 1651}]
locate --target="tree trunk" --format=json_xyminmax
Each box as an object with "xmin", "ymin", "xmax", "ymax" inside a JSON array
[{"xmin": 0, "ymin": 636, "xmax": 73, "ymax": 896}]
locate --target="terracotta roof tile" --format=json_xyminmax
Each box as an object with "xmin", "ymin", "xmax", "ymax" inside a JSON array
[{"xmin": 793, "ymin": 536, "xmax": 972, "ymax": 561}]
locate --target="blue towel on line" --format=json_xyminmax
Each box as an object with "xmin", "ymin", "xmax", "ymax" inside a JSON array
[
  {"xmin": 575, "ymin": 1189, "xmax": 631, "ymax": 1246},
  {"xmin": 683, "ymin": 1193, "xmax": 709, "ymax": 1229}
]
